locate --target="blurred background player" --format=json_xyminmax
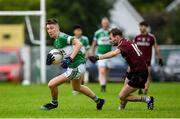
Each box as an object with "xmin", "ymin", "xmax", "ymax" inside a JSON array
[
  {"xmin": 72, "ymin": 24, "xmax": 90, "ymax": 95},
  {"xmin": 91, "ymin": 17, "xmax": 112, "ymax": 92},
  {"xmin": 89, "ymin": 28, "xmax": 154, "ymax": 110},
  {"xmin": 134, "ymin": 21, "xmax": 164, "ymax": 94},
  {"xmin": 41, "ymin": 18, "xmax": 104, "ymax": 110}
]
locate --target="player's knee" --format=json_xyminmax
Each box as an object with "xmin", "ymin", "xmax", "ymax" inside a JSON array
[
  {"xmin": 119, "ymin": 93, "xmax": 126, "ymax": 101},
  {"xmin": 48, "ymin": 81, "xmax": 55, "ymax": 89},
  {"xmin": 99, "ymin": 71, "xmax": 106, "ymax": 76},
  {"xmin": 99, "ymin": 68, "xmax": 106, "ymax": 75}
]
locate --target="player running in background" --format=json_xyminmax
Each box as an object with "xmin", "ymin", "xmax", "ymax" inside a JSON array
[
  {"xmin": 89, "ymin": 28, "xmax": 154, "ymax": 110},
  {"xmin": 72, "ymin": 24, "xmax": 90, "ymax": 95},
  {"xmin": 134, "ymin": 21, "xmax": 163, "ymax": 94},
  {"xmin": 91, "ymin": 17, "xmax": 112, "ymax": 92},
  {"xmin": 41, "ymin": 18, "xmax": 105, "ymax": 110}
]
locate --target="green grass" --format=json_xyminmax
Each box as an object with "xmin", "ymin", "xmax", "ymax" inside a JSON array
[{"xmin": 0, "ymin": 82, "xmax": 180, "ymax": 118}]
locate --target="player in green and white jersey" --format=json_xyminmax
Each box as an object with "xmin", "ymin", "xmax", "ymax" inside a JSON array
[
  {"xmin": 73, "ymin": 24, "xmax": 90, "ymax": 60},
  {"xmin": 91, "ymin": 17, "xmax": 112, "ymax": 92},
  {"xmin": 71, "ymin": 24, "xmax": 90, "ymax": 95},
  {"xmin": 41, "ymin": 18, "xmax": 104, "ymax": 110}
]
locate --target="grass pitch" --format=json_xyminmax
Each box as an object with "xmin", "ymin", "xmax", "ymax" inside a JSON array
[{"xmin": 0, "ymin": 82, "xmax": 180, "ymax": 118}]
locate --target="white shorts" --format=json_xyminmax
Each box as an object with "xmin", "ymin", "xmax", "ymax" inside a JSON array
[
  {"xmin": 63, "ymin": 64, "xmax": 86, "ymax": 80},
  {"xmin": 97, "ymin": 55, "xmax": 110, "ymax": 67}
]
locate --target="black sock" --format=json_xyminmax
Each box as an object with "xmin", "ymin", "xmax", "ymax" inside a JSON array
[
  {"xmin": 120, "ymin": 103, "xmax": 126, "ymax": 109},
  {"xmin": 92, "ymin": 96, "xmax": 100, "ymax": 103},
  {"xmin": 101, "ymin": 85, "xmax": 106, "ymax": 92}
]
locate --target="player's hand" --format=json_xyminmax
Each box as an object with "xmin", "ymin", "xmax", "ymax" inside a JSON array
[
  {"xmin": 158, "ymin": 58, "xmax": 164, "ymax": 66},
  {"xmin": 46, "ymin": 53, "xmax": 55, "ymax": 65},
  {"xmin": 89, "ymin": 55, "xmax": 99, "ymax": 63},
  {"xmin": 61, "ymin": 57, "xmax": 72, "ymax": 68}
]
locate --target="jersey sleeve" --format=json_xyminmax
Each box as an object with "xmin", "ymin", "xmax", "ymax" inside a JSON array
[
  {"xmin": 93, "ymin": 31, "xmax": 98, "ymax": 41},
  {"xmin": 84, "ymin": 36, "xmax": 90, "ymax": 49},
  {"xmin": 61, "ymin": 33, "xmax": 74, "ymax": 45},
  {"xmin": 151, "ymin": 35, "xmax": 156, "ymax": 45},
  {"xmin": 133, "ymin": 36, "xmax": 137, "ymax": 43},
  {"xmin": 67, "ymin": 36, "xmax": 74, "ymax": 45}
]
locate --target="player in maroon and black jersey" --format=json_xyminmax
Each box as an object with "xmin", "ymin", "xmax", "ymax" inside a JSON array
[
  {"xmin": 134, "ymin": 21, "xmax": 163, "ymax": 94},
  {"xmin": 89, "ymin": 28, "xmax": 154, "ymax": 110}
]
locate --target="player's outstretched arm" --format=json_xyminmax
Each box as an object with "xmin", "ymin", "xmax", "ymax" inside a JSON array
[
  {"xmin": 99, "ymin": 49, "xmax": 120, "ymax": 60},
  {"xmin": 89, "ymin": 49, "xmax": 120, "ymax": 63}
]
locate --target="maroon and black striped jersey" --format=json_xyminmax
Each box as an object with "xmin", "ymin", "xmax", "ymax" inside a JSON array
[
  {"xmin": 117, "ymin": 38, "xmax": 147, "ymax": 73},
  {"xmin": 133, "ymin": 33, "xmax": 155, "ymax": 62}
]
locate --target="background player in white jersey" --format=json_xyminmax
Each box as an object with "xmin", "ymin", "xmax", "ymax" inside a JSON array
[
  {"xmin": 91, "ymin": 17, "xmax": 112, "ymax": 92},
  {"xmin": 41, "ymin": 18, "xmax": 104, "ymax": 110},
  {"xmin": 72, "ymin": 24, "xmax": 90, "ymax": 95}
]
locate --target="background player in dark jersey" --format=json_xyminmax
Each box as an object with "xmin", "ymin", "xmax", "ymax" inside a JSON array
[
  {"xmin": 134, "ymin": 21, "xmax": 163, "ymax": 94},
  {"xmin": 89, "ymin": 28, "xmax": 154, "ymax": 110}
]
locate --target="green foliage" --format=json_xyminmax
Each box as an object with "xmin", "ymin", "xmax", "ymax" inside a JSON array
[
  {"xmin": 165, "ymin": 6, "xmax": 180, "ymax": 44},
  {"xmin": 46, "ymin": 0, "xmax": 114, "ymax": 44},
  {"xmin": 151, "ymin": 6, "xmax": 180, "ymax": 44},
  {"xmin": 0, "ymin": 0, "xmax": 114, "ymax": 45},
  {"xmin": 129, "ymin": 0, "xmax": 172, "ymax": 14},
  {"xmin": 129, "ymin": 0, "xmax": 180, "ymax": 44},
  {"xmin": 0, "ymin": 0, "xmax": 40, "ymax": 11},
  {"xmin": 0, "ymin": 82, "xmax": 180, "ymax": 117}
]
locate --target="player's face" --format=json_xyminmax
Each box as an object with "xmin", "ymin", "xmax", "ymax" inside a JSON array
[
  {"xmin": 101, "ymin": 18, "xmax": 109, "ymax": 29},
  {"xmin": 46, "ymin": 24, "xmax": 59, "ymax": 38},
  {"xmin": 139, "ymin": 25, "xmax": 148, "ymax": 34},
  {"xmin": 73, "ymin": 28, "xmax": 82, "ymax": 38},
  {"xmin": 109, "ymin": 33, "xmax": 118, "ymax": 46}
]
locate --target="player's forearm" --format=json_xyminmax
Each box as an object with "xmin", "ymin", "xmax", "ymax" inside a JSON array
[
  {"xmin": 70, "ymin": 41, "xmax": 82, "ymax": 60},
  {"xmin": 91, "ymin": 48, "xmax": 95, "ymax": 56},
  {"xmin": 85, "ymin": 49, "xmax": 89, "ymax": 59},
  {"xmin": 91, "ymin": 41, "xmax": 96, "ymax": 55},
  {"xmin": 99, "ymin": 50, "xmax": 118, "ymax": 60},
  {"xmin": 155, "ymin": 45, "xmax": 161, "ymax": 59}
]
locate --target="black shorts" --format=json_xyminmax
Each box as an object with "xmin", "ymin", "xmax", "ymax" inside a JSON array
[{"xmin": 127, "ymin": 70, "xmax": 148, "ymax": 88}]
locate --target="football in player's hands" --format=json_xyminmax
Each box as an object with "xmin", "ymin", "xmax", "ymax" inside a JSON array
[
  {"xmin": 46, "ymin": 53, "xmax": 55, "ymax": 65},
  {"xmin": 89, "ymin": 55, "xmax": 99, "ymax": 63},
  {"xmin": 158, "ymin": 58, "xmax": 164, "ymax": 66}
]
